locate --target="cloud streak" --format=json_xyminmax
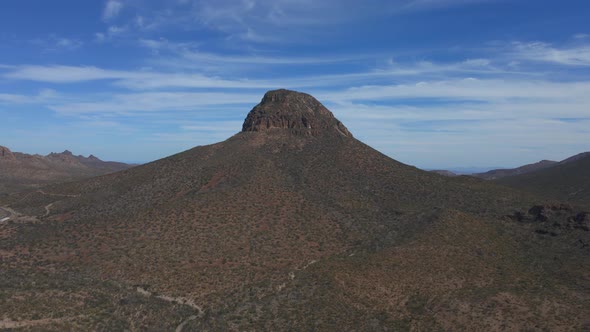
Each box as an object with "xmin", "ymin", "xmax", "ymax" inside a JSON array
[
  {"xmin": 103, "ymin": 0, "xmax": 123, "ymax": 20},
  {"xmin": 2, "ymin": 65, "xmax": 276, "ymax": 89},
  {"xmin": 48, "ymin": 91, "xmax": 260, "ymax": 115},
  {"xmin": 1, "ymin": 55, "xmax": 535, "ymax": 91}
]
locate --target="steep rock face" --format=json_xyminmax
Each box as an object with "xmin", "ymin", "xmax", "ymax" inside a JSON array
[{"xmin": 242, "ymin": 89, "xmax": 353, "ymax": 137}]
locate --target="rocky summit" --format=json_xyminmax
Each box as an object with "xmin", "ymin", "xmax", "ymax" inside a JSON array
[{"xmin": 242, "ymin": 89, "xmax": 353, "ymax": 137}]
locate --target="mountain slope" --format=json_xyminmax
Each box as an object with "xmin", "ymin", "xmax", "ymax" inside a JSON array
[
  {"xmin": 0, "ymin": 147, "xmax": 133, "ymax": 194},
  {"xmin": 1, "ymin": 90, "xmax": 588, "ymax": 330},
  {"xmin": 497, "ymin": 152, "xmax": 590, "ymax": 208}
]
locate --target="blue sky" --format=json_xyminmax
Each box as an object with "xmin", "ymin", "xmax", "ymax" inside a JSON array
[{"xmin": 1, "ymin": 0, "xmax": 589, "ymax": 169}]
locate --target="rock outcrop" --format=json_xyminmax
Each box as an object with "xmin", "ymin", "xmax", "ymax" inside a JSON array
[
  {"xmin": 242, "ymin": 89, "xmax": 353, "ymax": 138},
  {"xmin": 506, "ymin": 204, "xmax": 589, "ymax": 239},
  {"xmin": 0, "ymin": 146, "xmax": 16, "ymax": 161}
]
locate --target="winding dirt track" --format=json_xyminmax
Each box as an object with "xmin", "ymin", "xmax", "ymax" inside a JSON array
[
  {"xmin": 1, "ymin": 190, "xmax": 81, "ymax": 219},
  {"xmin": 44, "ymin": 203, "xmax": 54, "ymax": 216},
  {"xmin": 0, "ymin": 316, "xmax": 84, "ymax": 329},
  {"xmin": 34, "ymin": 190, "xmax": 81, "ymax": 217},
  {"xmin": 36, "ymin": 190, "xmax": 80, "ymax": 198},
  {"xmin": 175, "ymin": 315, "xmax": 198, "ymax": 332},
  {"xmin": 136, "ymin": 287, "xmax": 204, "ymax": 332},
  {"xmin": 0, "ymin": 206, "xmax": 18, "ymax": 220}
]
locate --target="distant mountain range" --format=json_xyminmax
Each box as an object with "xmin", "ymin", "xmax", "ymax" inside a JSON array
[
  {"xmin": 0, "ymin": 146, "xmax": 134, "ymax": 194},
  {"xmin": 430, "ymin": 152, "xmax": 590, "ymax": 208},
  {"xmin": 429, "ymin": 169, "xmax": 459, "ymax": 177},
  {"xmin": 430, "ymin": 152, "xmax": 587, "ymax": 177}
]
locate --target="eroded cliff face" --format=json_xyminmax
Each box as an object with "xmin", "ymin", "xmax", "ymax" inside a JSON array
[{"xmin": 242, "ymin": 89, "xmax": 353, "ymax": 138}]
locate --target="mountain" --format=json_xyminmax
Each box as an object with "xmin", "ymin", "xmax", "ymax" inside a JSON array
[
  {"xmin": 444, "ymin": 166, "xmax": 504, "ymax": 175},
  {"xmin": 497, "ymin": 152, "xmax": 590, "ymax": 208},
  {"xmin": 472, "ymin": 159, "xmax": 558, "ymax": 180},
  {"xmin": 0, "ymin": 147, "xmax": 133, "ymax": 194},
  {"xmin": 1, "ymin": 90, "xmax": 588, "ymax": 330},
  {"xmin": 561, "ymin": 151, "xmax": 590, "ymax": 164}
]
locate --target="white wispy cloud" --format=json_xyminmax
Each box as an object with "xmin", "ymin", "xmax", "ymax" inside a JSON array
[
  {"xmin": 94, "ymin": 25, "xmax": 128, "ymax": 43},
  {"xmin": 120, "ymin": 0, "xmax": 500, "ymax": 44},
  {"xmin": 48, "ymin": 91, "xmax": 261, "ymax": 114},
  {"xmin": 103, "ymin": 0, "xmax": 123, "ymax": 20},
  {"xmin": 321, "ymin": 78, "xmax": 590, "ymax": 103},
  {"xmin": 0, "ymin": 89, "xmax": 60, "ymax": 104},
  {"xmin": 6, "ymin": 76, "xmax": 586, "ymax": 127},
  {"xmin": 0, "ymin": 64, "xmax": 413, "ymax": 91},
  {"xmin": 2, "ymin": 65, "xmax": 276, "ymax": 89},
  {"xmin": 1, "ymin": 56, "xmax": 525, "ymax": 90},
  {"xmin": 402, "ymin": 0, "xmax": 494, "ymax": 11},
  {"xmin": 511, "ymin": 41, "xmax": 590, "ymax": 66},
  {"xmin": 139, "ymin": 39, "xmax": 369, "ymax": 66},
  {"xmin": 192, "ymin": 0, "xmax": 494, "ymax": 28},
  {"xmin": 4, "ymin": 66, "xmax": 120, "ymax": 83},
  {"xmin": 29, "ymin": 35, "xmax": 83, "ymax": 52},
  {"xmin": 55, "ymin": 38, "xmax": 82, "ymax": 50}
]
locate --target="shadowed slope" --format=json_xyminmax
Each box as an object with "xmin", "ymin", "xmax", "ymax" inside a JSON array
[{"xmin": 498, "ymin": 153, "xmax": 590, "ymax": 208}]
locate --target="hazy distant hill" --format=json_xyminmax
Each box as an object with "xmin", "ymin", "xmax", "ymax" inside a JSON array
[
  {"xmin": 497, "ymin": 152, "xmax": 590, "ymax": 208},
  {"xmin": 0, "ymin": 90, "xmax": 588, "ymax": 330},
  {"xmin": 0, "ymin": 146, "xmax": 133, "ymax": 194},
  {"xmin": 430, "ymin": 169, "xmax": 458, "ymax": 177},
  {"xmin": 472, "ymin": 159, "xmax": 558, "ymax": 180},
  {"xmin": 561, "ymin": 151, "xmax": 590, "ymax": 164}
]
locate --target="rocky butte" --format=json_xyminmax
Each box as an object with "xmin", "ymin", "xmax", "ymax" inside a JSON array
[{"xmin": 0, "ymin": 89, "xmax": 588, "ymax": 331}]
